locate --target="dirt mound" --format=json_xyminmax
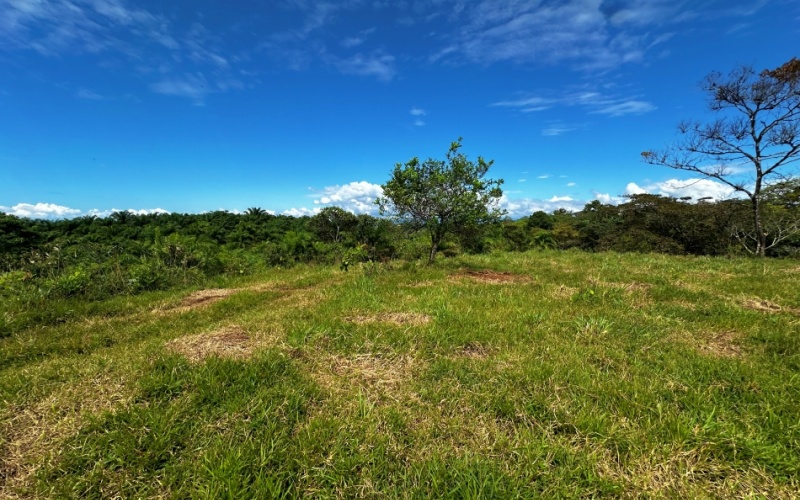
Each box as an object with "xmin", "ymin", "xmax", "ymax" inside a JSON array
[
  {"xmin": 347, "ymin": 312, "xmax": 432, "ymax": 326},
  {"xmin": 456, "ymin": 270, "xmax": 531, "ymax": 284},
  {"xmin": 165, "ymin": 326, "xmax": 253, "ymax": 363}
]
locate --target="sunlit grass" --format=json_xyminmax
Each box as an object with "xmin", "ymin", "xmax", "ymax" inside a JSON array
[{"xmin": 1, "ymin": 251, "xmax": 799, "ymax": 497}]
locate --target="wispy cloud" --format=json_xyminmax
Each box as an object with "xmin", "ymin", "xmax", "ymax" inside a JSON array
[
  {"xmin": 410, "ymin": 107, "xmax": 427, "ymax": 116},
  {"xmin": 326, "ymin": 51, "xmax": 396, "ymax": 81},
  {"xmin": 75, "ymin": 88, "xmax": 108, "ymax": 100},
  {"xmin": 542, "ymin": 124, "xmax": 575, "ymax": 136},
  {"xmin": 538, "ymin": 174, "xmax": 551, "ymax": 179},
  {"xmin": 495, "ymin": 89, "xmax": 656, "ymax": 118},
  {"xmin": 413, "ymin": 119, "xmax": 426, "ymax": 127},
  {"xmin": 0, "ymin": 0, "xmax": 251, "ymax": 103},
  {"xmin": 431, "ymin": 0, "xmax": 679, "ymax": 70}
]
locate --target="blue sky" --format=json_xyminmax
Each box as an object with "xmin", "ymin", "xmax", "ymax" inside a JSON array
[{"xmin": 1, "ymin": 0, "xmax": 798, "ymax": 219}]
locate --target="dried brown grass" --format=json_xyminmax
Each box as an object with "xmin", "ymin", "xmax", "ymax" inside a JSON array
[
  {"xmin": 165, "ymin": 326, "xmax": 259, "ymax": 363},
  {"xmin": 697, "ymin": 330, "xmax": 743, "ymax": 358},
  {"xmin": 452, "ymin": 270, "xmax": 532, "ymax": 284},
  {"xmin": 346, "ymin": 312, "xmax": 432, "ymax": 327},
  {"xmin": 0, "ymin": 372, "xmax": 134, "ymax": 498},
  {"xmin": 596, "ymin": 445, "xmax": 796, "ymax": 498},
  {"xmin": 153, "ymin": 288, "xmax": 239, "ymax": 314},
  {"xmin": 742, "ymin": 298, "xmax": 791, "ymax": 314}
]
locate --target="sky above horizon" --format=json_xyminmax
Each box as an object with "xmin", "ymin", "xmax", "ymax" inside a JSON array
[{"xmin": 1, "ymin": 0, "xmax": 798, "ymax": 219}]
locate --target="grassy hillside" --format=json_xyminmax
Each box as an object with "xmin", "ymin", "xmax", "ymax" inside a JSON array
[{"xmin": 2, "ymin": 251, "xmax": 799, "ymax": 498}]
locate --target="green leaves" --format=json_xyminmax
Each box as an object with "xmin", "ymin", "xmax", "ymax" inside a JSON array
[{"xmin": 377, "ymin": 139, "xmax": 505, "ymax": 262}]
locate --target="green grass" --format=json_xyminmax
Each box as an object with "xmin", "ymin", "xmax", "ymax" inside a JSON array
[{"xmin": 1, "ymin": 251, "xmax": 799, "ymax": 498}]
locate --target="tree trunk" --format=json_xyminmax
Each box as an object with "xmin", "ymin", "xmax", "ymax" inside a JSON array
[
  {"xmin": 428, "ymin": 239, "xmax": 439, "ymax": 264},
  {"xmin": 752, "ymin": 195, "xmax": 766, "ymax": 257}
]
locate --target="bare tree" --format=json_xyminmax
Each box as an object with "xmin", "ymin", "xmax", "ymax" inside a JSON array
[{"xmin": 643, "ymin": 57, "xmax": 800, "ymax": 256}]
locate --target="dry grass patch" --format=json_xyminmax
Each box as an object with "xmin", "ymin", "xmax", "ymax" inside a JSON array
[
  {"xmin": 551, "ymin": 284, "xmax": 579, "ymax": 299},
  {"xmin": 452, "ymin": 269, "xmax": 532, "ymax": 284},
  {"xmin": 0, "ymin": 372, "xmax": 134, "ymax": 498},
  {"xmin": 154, "ymin": 288, "xmax": 239, "ymax": 314},
  {"xmin": 452, "ymin": 342, "xmax": 494, "ymax": 360},
  {"xmin": 165, "ymin": 326, "xmax": 262, "ymax": 363},
  {"xmin": 697, "ymin": 330, "xmax": 743, "ymax": 358},
  {"xmin": 309, "ymin": 352, "xmax": 422, "ymax": 406},
  {"xmin": 597, "ymin": 446, "xmax": 795, "ymax": 498},
  {"xmin": 346, "ymin": 312, "xmax": 432, "ymax": 327},
  {"xmin": 741, "ymin": 297, "xmax": 799, "ymax": 315}
]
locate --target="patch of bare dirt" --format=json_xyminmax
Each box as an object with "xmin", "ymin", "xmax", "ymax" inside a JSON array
[
  {"xmin": 165, "ymin": 326, "xmax": 256, "ymax": 363},
  {"xmin": 346, "ymin": 312, "xmax": 432, "ymax": 326},
  {"xmin": 698, "ymin": 331, "xmax": 743, "ymax": 358},
  {"xmin": 154, "ymin": 288, "xmax": 239, "ymax": 314}
]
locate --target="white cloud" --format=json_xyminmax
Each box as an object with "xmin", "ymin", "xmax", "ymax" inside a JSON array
[
  {"xmin": 590, "ymin": 99, "xmax": 656, "ymax": 116},
  {"xmin": 0, "ymin": 203, "xmax": 171, "ymax": 219},
  {"xmin": 413, "ymin": 119, "xmax": 426, "ymax": 127},
  {"xmin": 497, "ymin": 194, "xmax": 584, "ymax": 218},
  {"xmin": 327, "ymin": 51, "xmax": 396, "ymax": 81},
  {"xmin": 410, "ymin": 107, "xmax": 427, "ymax": 116},
  {"xmin": 626, "ymin": 178, "xmax": 738, "ymax": 201},
  {"xmin": 309, "ymin": 181, "xmax": 384, "ymax": 215},
  {"xmin": 0, "ymin": 202, "xmax": 81, "ymax": 219},
  {"xmin": 593, "ymin": 192, "xmax": 626, "ymax": 205},
  {"xmin": 537, "ymin": 174, "xmax": 551, "ymax": 179},
  {"xmin": 518, "ymin": 178, "xmax": 527, "ymax": 183},
  {"xmin": 150, "ymin": 74, "xmax": 210, "ymax": 104},
  {"xmin": 542, "ymin": 124, "xmax": 574, "ymax": 136},
  {"xmin": 567, "ymin": 182, "xmax": 576, "ymax": 187},
  {"xmin": 0, "ymin": 0, "xmax": 250, "ymax": 103},
  {"xmin": 495, "ymin": 90, "xmax": 656, "ymax": 118},
  {"xmin": 282, "ymin": 207, "xmax": 320, "ymax": 217},
  {"xmin": 434, "ymin": 0, "xmax": 685, "ymax": 70}
]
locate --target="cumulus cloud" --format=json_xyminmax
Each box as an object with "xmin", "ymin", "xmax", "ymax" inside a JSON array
[
  {"xmin": 0, "ymin": 202, "xmax": 81, "ymax": 219},
  {"xmin": 1, "ymin": 203, "xmax": 170, "ymax": 219},
  {"xmin": 625, "ymin": 178, "xmax": 738, "ymax": 201},
  {"xmin": 310, "ymin": 181, "xmax": 384, "ymax": 215},
  {"xmin": 497, "ymin": 194, "xmax": 584, "ymax": 218},
  {"xmin": 282, "ymin": 207, "xmax": 320, "ymax": 217}
]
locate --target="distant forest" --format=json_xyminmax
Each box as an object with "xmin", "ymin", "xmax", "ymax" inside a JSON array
[{"xmin": 0, "ymin": 187, "xmax": 797, "ymax": 311}]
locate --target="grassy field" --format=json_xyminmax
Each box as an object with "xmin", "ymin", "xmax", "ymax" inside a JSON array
[{"xmin": 1, "ymin": 250, "xmax": 799, "ymax": 498}]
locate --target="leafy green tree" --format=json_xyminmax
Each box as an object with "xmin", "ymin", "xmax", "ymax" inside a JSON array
[
  {"xmin": 309, "ymin": 207, "xmax": 358, "ymax": 244},
  {"xmin": 376, "ymin": 138, "xmax": 505, "ymax": 263},
  {"xmin": 643, "ymin": 57, "xmax": 800, "ymax": 256}
]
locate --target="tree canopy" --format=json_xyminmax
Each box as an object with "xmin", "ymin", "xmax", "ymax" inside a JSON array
[
  {"xmin": 643, "ymin": 57, "xmax": 800, "ymax": 256},
  {"xmin": 376, "ymin": 138, "xmax": 505, "ymax": 262}
]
